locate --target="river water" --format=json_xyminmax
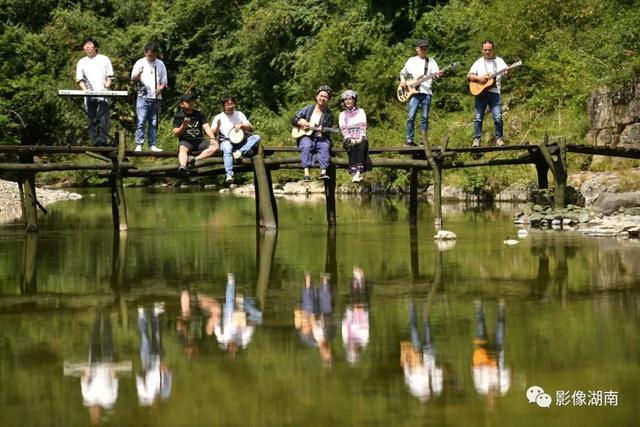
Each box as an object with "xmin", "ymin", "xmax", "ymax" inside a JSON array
[{"xmin": 0, "ymin": 189, "xmax": 638, "ymax": 426}]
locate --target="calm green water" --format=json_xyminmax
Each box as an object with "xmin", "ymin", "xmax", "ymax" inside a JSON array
[{"xmin": 0, "ymin": 189, "xmax": 639, "ymax": 426}]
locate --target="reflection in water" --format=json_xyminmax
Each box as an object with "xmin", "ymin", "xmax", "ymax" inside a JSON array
[
  {"xmin": 83, "ymin": 313, "xmax": 118, "ymax": 425},
  {"xmin": 214, "ymin": 273, "xmax": 263, "ymax": 356},
  {"xmin": 342, "ymin": 267, "xmax": 369, "ymax": 365},
  {"xmin": 294, "ymin": 272, "xmax": 334, "ymax": 367},
  {"xmin": 4, "ymin": 192, "xmax": 640, "ymax": 425},
  {"xmin": 472, "ymin": 300, "xmax": 510, "ymax": 402},
  {"xmin": 136, "ymin": 303, "xmax": 172, "ymax": 406},
  {"xmin": 400, "ymin": 302, "xmax": 444, "ymax": 402}
]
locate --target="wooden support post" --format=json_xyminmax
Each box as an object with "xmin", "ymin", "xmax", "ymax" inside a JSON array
[
  {"xmin": 409, "ymin": 165, "xmax": 418, "ymax": 225},
  {"xmin": 110, "ymin": 231, "xmax": 129, "ymax": 330},
  {"xmin": 20, "ymin": 232, "xmax": 38, "ymax": 294},
  {"xmin": 324, "ymin": 227, "xmax": 337, "ymax": 282},
  {"xmin": 19, "ymin": 154, "xmax": 38, "ymax": 233},
  {"xmin": 538, "ymin": 134, "xmax": 567, "ymax": 208},
  {"xmin": 409, "ymin": 224, "xmax": 419, "ymax": 282},
  {"xmin": 422, "ymin": 131, "xmax": 442, "ymax": 230},
  {"xmin": 534, "ymin": 155, "xmax": 550, "ymax": 189},
  {"xmin": 110, "ymin": 132, "xmax": 129, "ymax": 231},
  {"xmin": 252, "ymin": 146, "xmax": 278, "ymax": 229},
  {"xmin": 255, "ymin": 229, "xmax": 277, "ymax": 311},
  {"xmin": 324, "ymin": 163, "xmax": 337, "ymax": 227}
]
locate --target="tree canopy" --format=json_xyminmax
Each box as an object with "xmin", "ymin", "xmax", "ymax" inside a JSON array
[{"xmin": 1, "ymin": 0, "xmax": 639, "ymax": 149}]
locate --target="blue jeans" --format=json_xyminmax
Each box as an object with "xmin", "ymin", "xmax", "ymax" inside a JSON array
[
  {"xmin": 220, "ymin": 134, "xmax": 260, "ymax": 175},
  {"xmin": 298, "ymin": 136, "xmax": 331, "ymax": 170},
  {"xmin": 473, "ymin": 92, "xmax": 503, "ymax": 139},
  {"xmin": 135, "ymin": 98, "xmax": 161, "ymax": 147},
  {"xmin": 406, "ymin": 94, "xmax": 432, "ymax": 144},
  {"xmin": 85, "ymin": 98, "xmax": 110, "ymax": 146}
]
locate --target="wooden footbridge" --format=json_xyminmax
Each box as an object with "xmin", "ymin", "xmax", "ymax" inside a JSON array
[{"xmin": 2, "ymin": 132, "xmax": 640, "ymax": 232}]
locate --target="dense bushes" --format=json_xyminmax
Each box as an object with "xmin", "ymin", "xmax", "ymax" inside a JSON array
[{"xmin": 1, "ymin": 0, "xmax": 639, "ymax": 187}]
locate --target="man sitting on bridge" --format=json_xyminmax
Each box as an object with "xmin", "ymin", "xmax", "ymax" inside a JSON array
[{"xmin": 173, "ymin": 93, "xmax": 219, "ymax": 176}]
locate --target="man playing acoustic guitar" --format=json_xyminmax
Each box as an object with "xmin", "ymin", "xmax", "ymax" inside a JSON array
[
  {"xmin": 468, "ymin": 39, "xmax": 511, "ymax": 147},
  {"xmin": 291, "ymin": 85, "xmax": 335, "ymax": 182},
  {"xmin": 399, "ymin": 39, "xmax": 443, "ymax": 147}
]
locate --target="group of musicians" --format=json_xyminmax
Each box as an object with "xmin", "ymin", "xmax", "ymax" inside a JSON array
[{"xmin": 75, "ymin": 36, "xmax": 516, "ymax": 182}]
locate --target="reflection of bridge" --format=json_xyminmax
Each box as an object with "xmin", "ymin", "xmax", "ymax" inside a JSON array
[
  {"xmin": 5, "ymin": 220, "xmax": 640, "ymax": 317},
  {"xmin": 2, "ymin": 135, "xmax": 640, "ymax": 232}
]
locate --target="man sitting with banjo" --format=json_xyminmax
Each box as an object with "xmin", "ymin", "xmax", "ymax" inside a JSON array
[{"xmin": 210, "ymin": 95, "xmax": 261, "ymax": 183}]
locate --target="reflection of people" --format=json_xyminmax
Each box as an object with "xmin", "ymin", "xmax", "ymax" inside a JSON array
[
  {"xmin": 136, "ymin": 302, "xmax": 172, "ymax": 406},
  {"xmin": 211, "ymin": 96, "xmax": 261, "ymax": 183},
  {"xmin": 472, "ymin": 299, "xmax": 510, "ymax": 399},
  {"xmin": 173, "ymin": 93, "xmax": 219, "ymax": 175},
  {"xmin": 342, "ymin": 267, "xmax": 369, "ymax": 365},
  {"xmin": 468, "ymin": 39, "xmax": 510, "ymax": 147},
  {"xmin": 294, "ymin": 272, "xmax": 334, "ymax": 366},
  {"xmin": 339, "ymin": 90, "xmax": 371, "ymax": 183},
  {"xmin": 176, "ymin": 290, "xmax": 205, "ymax": 357},
  {"xmin": 291, "ymin": 86, "xmax": 335, "ymax": 182},
  {"xmin": 131, "ymin": 42, "xmax": 167, "ymax": 152},
  {"xmin": 214, "ymin": 273, "xmax": 262, "ymax": 356},
  {"xmin": 81, "ymin": 313, "xmax": 118, "ymax": 424},
  {"xmin": 399, "ymin": 39, "xmax": 443, "ymax": 147},
  {"xmin": 75, "ymin": 37, "xmax": 114, "ymax": 146},
  {"xmin": 400, "ymin": 302, "xmax": 443, "ymax": 402}
]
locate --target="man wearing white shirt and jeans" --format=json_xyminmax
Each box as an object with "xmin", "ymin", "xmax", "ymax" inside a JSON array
[
  {"xmin": 468, "ymin": 39, "xmax": 510, "ymax": 147},
  {"xmin": 211, "ymin": 96, "xmax": 261, "ymax": 183},
  {"xmin": 75, "ymin": 37, "xmax": 114, "ymax": 146},
  {"xmin": 131, "ymin": 42, "xmax": 167, "ymax": 152},
  {"xmin": 399, "ymin": 39, "xmax": 443, "ymax": 146}
]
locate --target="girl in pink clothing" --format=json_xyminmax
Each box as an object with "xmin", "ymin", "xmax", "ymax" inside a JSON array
[{"xmin": 339, "ymin": 90, "xmax": 371, "ymax": 182}]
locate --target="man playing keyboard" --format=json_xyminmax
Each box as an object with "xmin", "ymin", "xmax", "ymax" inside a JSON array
[{"xmin": 75, "ymin": 37, "xmax": 114, "ymax": 146}]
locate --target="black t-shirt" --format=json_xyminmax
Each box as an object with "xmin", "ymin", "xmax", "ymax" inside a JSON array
[{"xmin": 173, "ymin": 109, "xmax": 208, "ymax": 142}]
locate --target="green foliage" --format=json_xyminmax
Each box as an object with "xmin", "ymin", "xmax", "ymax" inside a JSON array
[{"xmin": 2, "ymin": 0, "xmax": 640, "ymax": 185}]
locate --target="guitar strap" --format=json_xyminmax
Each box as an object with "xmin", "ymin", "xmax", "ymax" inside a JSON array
[{"xmin": 424, "ymin": 57, "xmax": 429, "ymax": 76}]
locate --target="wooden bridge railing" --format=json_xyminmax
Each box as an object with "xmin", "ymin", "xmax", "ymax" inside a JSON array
[{"xmin": 2, "ymin": 133, "xmax": 640, "ymax": 233}]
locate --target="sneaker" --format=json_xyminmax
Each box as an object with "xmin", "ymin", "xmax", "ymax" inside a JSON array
[
  {"xmin": 472, "ymin": 138, "xmax": 480, "ymax": 147},
  {"xmin": 496, "ymin": 138, "xmax": 505, "ymax": 147},
  {"xmin": 318, "ymin": 172, "xmax": 330, "ymax": 180},
  {"xmin": 150, "ymin": 145, "xmax": 163, "ymax": 152},
  {"xmin": 187, "ymin": 155, "xmax": 197, "ymax": 167},
  {"xmin": 134, "ymin": 145, "xmax": 143, "ymax": 152},
  {"xmin": 351, "ymin": 171, "xmax": 361, "ymax": 183},
  {"xmin": 226, "ymin": 173, "xmax": 234, "ymax": 183},
  {"xmin": 303, "ymin": 175, "xmax": 311, "ymax": 183},
  {"xmin": 178, "ymin": 165, "xmax": 189, "ymax": 176},
  {"xmin": 232, "ymin": 150, "xmax": 242, "ymax": 160},
  {"xmin": 403, "ymin": 141, "xmax": 417, "ymax": 147}
]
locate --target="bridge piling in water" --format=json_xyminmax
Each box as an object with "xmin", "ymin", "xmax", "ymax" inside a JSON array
[{"xmin": 3, "ymin": 137, "xmax": 640, "ymax": 233}]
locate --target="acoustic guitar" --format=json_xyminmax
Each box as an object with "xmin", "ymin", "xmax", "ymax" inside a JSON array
[
  {"xmin": 291, "ymin": 123, "xmax": 340, "ymax": 139},
  {"xmin": 396, "ymin": 61, "xmax": 460, "ymax": 103},
  {"xmin": 469, "ymin": 60, "xmax": 522, "ymax": 96}
]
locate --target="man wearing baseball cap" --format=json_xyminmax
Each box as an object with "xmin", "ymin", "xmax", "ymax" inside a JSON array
[
  {"xmin": 173, "ymin": 94, "xmax": 219, "ymax": 175},
  {"xmin": 399, "ymin": 39, "xmax": 443, "ymax": 146}
]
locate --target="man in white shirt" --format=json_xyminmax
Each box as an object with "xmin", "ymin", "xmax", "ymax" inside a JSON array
[
  {"xmin": 131, "ymin": 42, "xmax": 168, "ymax": 152},
  {"xmin": 399, "ymin": 39, "xmax": 443, "ymax": 146},
  {"xmin": 75, "ymin": 37, "xmax": 114, "ymax": 146},
  {"xmin": 210, "ymin": 96, "xmax": 261, "ymax": 183},
  {"xmin": 468, "ymin": 39, "xmax": 510, "ymax": 147}
]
